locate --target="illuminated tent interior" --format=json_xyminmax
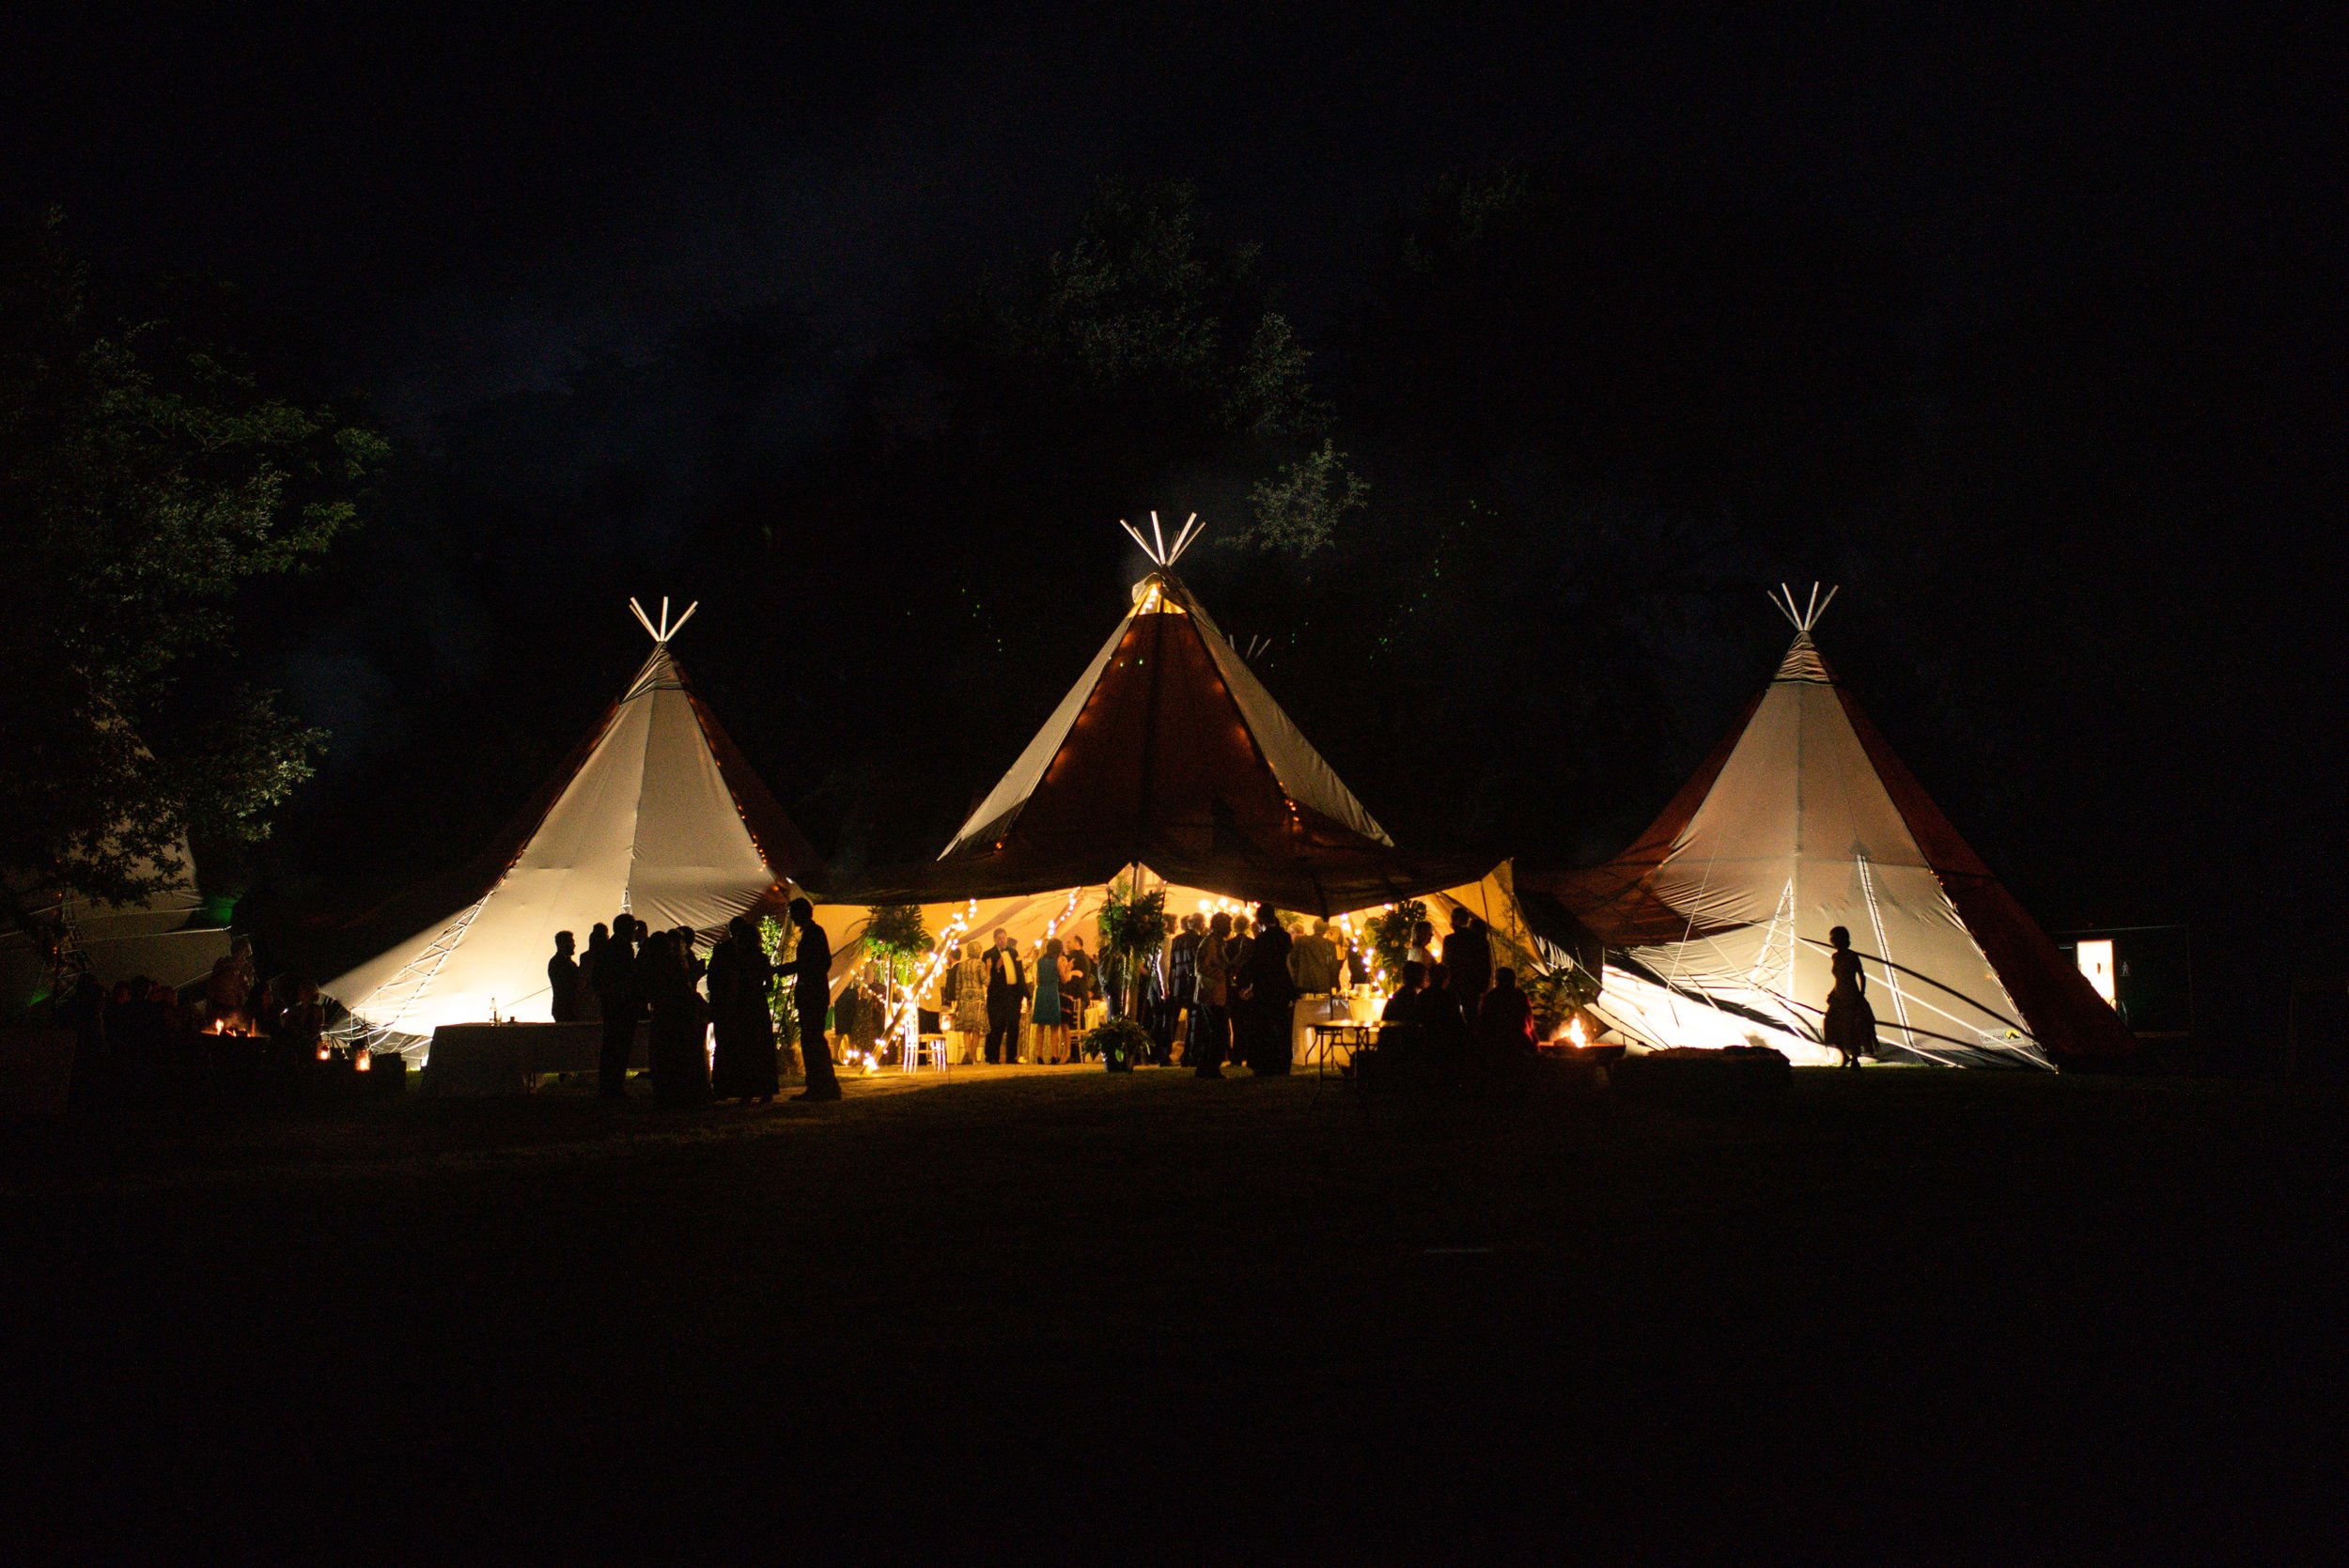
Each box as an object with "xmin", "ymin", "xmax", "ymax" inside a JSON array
[
  {"xmin": 820, "ymin": 519, "xmax": 1495, "ymax": 1046},
  {"xmin": 324, "ymin": 600, "xmax": 825, "ymax": 1055},
  {"xmin": 1519, "ymin": 586, "xmax": 2136, "ymax": 1068},
  {"xmin": 842, "ymin": 517, "xmax": 1488, "ymax": 920}
]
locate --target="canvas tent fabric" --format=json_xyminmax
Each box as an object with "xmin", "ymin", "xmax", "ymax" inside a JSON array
[
  {"xmin": 325, "ymin": 620, "xmax": 821, "ymax": 1051},
  {"xmin": 859, "ymin": 569, "xmax": 1485, "ymax": 915},
  {"xmin": 1523, "ymin": 610, "xmax": 2135, "ymax": 1069},
  {"xmin": 2, "ymin": 841, "xmax": 229, "ymax": 1011}
]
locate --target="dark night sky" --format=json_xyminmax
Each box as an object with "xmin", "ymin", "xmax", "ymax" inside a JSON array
[
  {"xmin": 13, "ymin": 6, "xmax": 2327, "ymax": 421},
  {"xmin": 6, "ymin": 4, "xmax": 2344, "ymax": 1042}
]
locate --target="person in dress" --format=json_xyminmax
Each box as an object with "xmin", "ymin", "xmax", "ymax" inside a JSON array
[
  {"xmin": 948, "ymin": 943, "xmax": 990, "ymax": 1063},
  {"xmin": 1407, "ymin": 919, "xmax": 1440, "ymax": 986},
  {"xmin": 1822, "ymin": 925, "xmax": 1876, "ymax": 1068},
  {"xmin": 1192, "ymin": 911, "xmax": 1234, "ymax": 1078},
  {"xmin": 641, "ymin": 931, "xmax": 709, "ymax": 1108},
  {"xmin": 1062, "ymin": 934, "xmax": 1096, "ymax": 1053},
  {"xmin": 708, "ymin": 915, "xmax": 778, "ymax": 1103},
  {"xmin": 1031, "ymin": 937, "xmax": 1066, "ymax": 1063}
]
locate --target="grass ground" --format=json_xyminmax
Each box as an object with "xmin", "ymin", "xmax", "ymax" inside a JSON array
[{"xmin": 4, "ymin": 1066, "xmax": 2343, "ymax": 1562}]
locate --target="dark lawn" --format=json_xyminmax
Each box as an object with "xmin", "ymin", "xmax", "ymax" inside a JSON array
[{"xmin": 4, "ymin": 1068, "xmax": 2344, "ymax": 1562}]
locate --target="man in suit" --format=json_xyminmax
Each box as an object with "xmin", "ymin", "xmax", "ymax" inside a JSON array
[
  {"xmin": 1238, "ymin": 904, "xmax": 1298, "ymax": 1075},
  {"xmin": 547, "ymin": 930, "xmax": 582, "ymax": 1023},
  {"xmin": 1443, "ymin": 908, "xmax": 1494, "ymax": 1015},
  {"xmin": 593, "ymin": 915, "xmax": 640, "ymax": 1098},
  {"xmin": 984, "ymin": 928, "xmax": 1028, "ymax": 1064},
  {"xmin": 787, "ymin": 897, "xmax": 841, "ymax": 1102}
]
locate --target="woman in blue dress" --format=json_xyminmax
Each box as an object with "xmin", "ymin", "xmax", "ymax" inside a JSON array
[{"xmin": 1030, "ymin": 936, "xmax": 1065, "ymax": 1063}]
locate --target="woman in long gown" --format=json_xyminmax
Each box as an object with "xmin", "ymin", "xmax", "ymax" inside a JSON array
[
  {"xmin": 950, "ymin": 943, "xmax": 990, "ymax": 1063},
  {"xmin": 1821, "ymin": 925, "xmax": 1876, "ymax": 1069},
  {"xmin": 708, "ymin": 916, "xmax": 778, "ymax": 1102},
  {"xmin": 1031, "ymin": 938, "xmax": 1065, "ymax": 1063},
  {"xmin": 644, "ymin": 931, "xmax": 711, "ymax": 1106}
]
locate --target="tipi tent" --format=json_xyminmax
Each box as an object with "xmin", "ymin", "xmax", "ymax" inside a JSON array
[
  {"xmin": 326, "ymin": 599, "xmax": 822, "ymax": 1051},
  {"xmin": 848, "ymin": 516, "xmax": 1485, "ymax": 916},
  {"xmin": 1523, "ymin": 586, "xmax": 2135, "ymax": 1069}
]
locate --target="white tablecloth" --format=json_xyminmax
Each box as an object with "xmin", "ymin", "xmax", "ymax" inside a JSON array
[{"xmin": 423, "ymin": 1022, "xmax": 644, "ymax": 1095}]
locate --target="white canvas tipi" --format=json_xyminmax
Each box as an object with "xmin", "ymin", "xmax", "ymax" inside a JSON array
[
  {"xmin": 325, "ymin": 600, "xmax": 821, "ymax": 1051},
  {"xmin": 1528, "ymin": 586, "xmax": 2136, "ymax": 1068}
]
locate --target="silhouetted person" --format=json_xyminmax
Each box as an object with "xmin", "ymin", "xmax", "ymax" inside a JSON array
[
  {"xmin": 984, "ymin": 927, "xmax": 1027, "ymax": 1065},
  {"xmin": 548, "ymin": 930, "xmax": 581, "ymax": 1022},
  {"xmin": 1823, "ymin": 925, "xmax": 1875, "ymax": 1068},
  {"xmin": 1239, "ymin": 903, "xmax": 1297, "ymax": 1074},
  {"xmin": 1193, "ymin": 911, "xmax": 1234, "ymax": 1077},
  {"xmin": 642, "ymin": 931, "xmax": 710, "ymax": 1107},
  {"xmin": 1475, "ymin": 967, "xmax": 1537, "ymax": 1057},
  {"xmin": 1167, "ymin": 913, "xmax": 1205, "ymax": 1063},
  {"xmin": 594, "ymin": 914, "xmax": 640, "ymax": 1097},
  {"xmin": 787, "ymin": 898, "xmax": 841, "ymax": 1101},
  {"xmin": 708, "ymin": 916, "xmax": 778, "ymax": 1102},
  {"xmin": 579, "ymin": 924, "xmax": 608, "ymax": 1021},
  {"xmin": 1443, "ymin": 908, "xmax": 1492, "ymax": 1012}
]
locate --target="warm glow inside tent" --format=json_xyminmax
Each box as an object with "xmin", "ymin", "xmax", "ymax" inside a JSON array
[
  {"xmin": 325, "ymin": 600, "xmax": 823, "ymax": 1054},
  {"xmin": 820, "ymin": 523, "xmax": 1493, "ymax": 1042},
  {"xmin": 1522, "ymin": 587, "xmax": 2135, "ymax": 1069},
  {"xmin": 837, "ymin": 519, "xmax": 1486, "ymax": 916}
]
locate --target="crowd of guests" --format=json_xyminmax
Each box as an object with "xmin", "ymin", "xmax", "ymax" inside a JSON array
[
  {"xmin": 54, "ymin": 937, "xmax": 336, "ymax": 1102},
  {"xmin": 1377, "ymin": 908, "xmax": 1542, "ymax": 1066},
  {"xmin": 549, "ymin": 895, "xmax": 838, "ymax": 1107},
  {"xmin": 921, "ymin": 902, "xmax": 1522, "ymax": 1078}
]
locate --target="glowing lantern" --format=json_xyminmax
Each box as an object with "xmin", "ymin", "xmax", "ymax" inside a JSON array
[{"xmin": 354, "ymin": 1048, "xmax": 373, "ymax": 1073}]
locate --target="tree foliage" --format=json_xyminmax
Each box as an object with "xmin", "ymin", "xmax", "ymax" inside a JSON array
[{"xmin": 0, "ymin": 211, "xmax": 384, "ymax": 914}]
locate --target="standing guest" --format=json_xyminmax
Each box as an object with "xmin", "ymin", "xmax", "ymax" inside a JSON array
[
  {"xmin": 594, "ymin": 914, "xmax": 641, "ymax": 1098},
  {"xmin": 205, "ymin": 937, "xmax": 257, "ymax": 1032},
  {"xmin": 949, "ymin": 943, "xmax": 990, "ymax": 1064},
  {"xmin": 786, "ymin": 898, "xmax": 842, "ymax": 1101},
  {"xmin": 1237, "ymin": 905, "xmax": 1299, "ymax": 1074},
  {"xmin": 1193, "ymin": 911, "xmax": 1235, "ymax": 1078},
  {"xmin": 578, "ymin": 924, "xmax": 608, "ymax": 1022},
  {"xmin": 1063, "ymin": 934, "xmax": 1096, "ymax": 1048},
  {"xmin": 708, "ymin": 916, "xmax": 779, "ymax": 1103},
  {"xmin": 1345, "ymin": 931, "xmax": 1372, "ymax": 988},
  {"xmin": 1137, "ymin": 917, "xmax": 1174, "ymax": 1063},
  {"xmin": 1823, "ymin": 925, "xmax": 1876, "ymax": 1069},
  {"xmin": 641, "ymin": 931, "xmax": 710, "ymax": 1107},
  {"xmin": 1442, "ymin": 908, "xmax": 1493, "ymax": 1015},
  {"xmin": 1475, "ymin": 968, "xmax": 1537, "ymax": 1057},
  {"xmin": 1287, "ymin": 917, "xmax": 1344, "ymax": 1064},
  {"xmin": 1407, "ymin": 918, "xmax": 1441, "ymax": 988},
  {"xmin": 280, "ymin": 980, "xmax": 325, "ymax": 1063},
  {"xmin": 984, "ymin": 928, "xmax": 1028, "ymax": 1065},
  {"xmin": 548, "ymin": 931, "xmax": 582, "ymax": 1022},
  {"xmin": 1167, "ymin": 914, "xmax": 1205, "ymax": 1065},
  {"xmin": 1032, "ymin": 937, "xmax": 1066, "ymax": 1063}
]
